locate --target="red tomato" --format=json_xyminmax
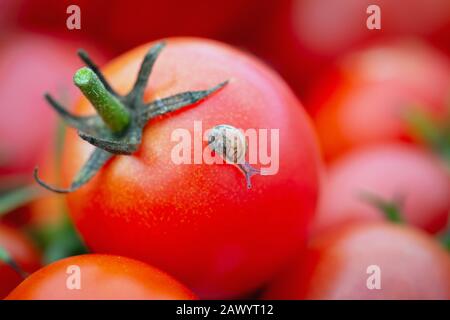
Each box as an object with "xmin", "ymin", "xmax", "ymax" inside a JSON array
[
  {"xmin": 0, "ymin": 0, "xmax": 18, "ymax": 37},
  {"xmin": 314, "ymin": 144, "xmax": 450, "ymax": 235},
  {"xmin": 0, "ymin": 32, "xmax": 107, "ymax": 179},
  {"xmin": 264, "ymin": 222, "xmax": 450, "ymax": 299},
  {"xmin": 60, "ymin": 38, "xmax": 322, "ymax": 298},
  {"xmin": 310, "ymin": 40, "xmax": 450, "ymax": 161},
  {"xmin": 6, "ymin": 254, "xmax": 196, "ymax": 300},
  {"xmin": 256, "ymin": 0, "xmax": 450, "ymax": 95},
  {"xmin": 0, "ymin": 224, "xmax": 41, "ymax": 299}
]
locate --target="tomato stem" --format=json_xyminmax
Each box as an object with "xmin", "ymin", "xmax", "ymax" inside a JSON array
[{"xmin": 74, "ymin": 67, "xmax": 131, "ymax": 133}]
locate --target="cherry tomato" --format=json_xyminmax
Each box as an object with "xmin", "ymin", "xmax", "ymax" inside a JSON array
[
  {"xmin": 61, "ymin": 38, "xmax": 322, "ymax": 298},
  {"xmin": 256, "ymin": 0, "xmax": 450, "ymax": 96},
  {"xmin": 0, "ymin": 0, "xmax": 18, "ymax": 37},
  {"xmin": 6, "ymin": 254, "xmax": 196, "ymax": 300},
  {"xmin": 0, "ymin": 224, "xmax": 41, "ymax": 299},
  {"xmin": 313, "ymin": 144, "xmax": 450, "ymax": 235},
  {"xmin": 310, "ymin": 40, "xmax": 450, "ymax": 161},
  {"xmin": 0, "ymin": 32, "xmax": 106, "ymax": 179},
  {"xmin": 264, "ymin": 222, "xmax": 450, "ymax": 299}
]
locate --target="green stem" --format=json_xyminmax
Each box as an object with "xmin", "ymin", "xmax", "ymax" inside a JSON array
[{"xmin": 74, "ymin": 67, "xmax": 131, "ymax": 133}]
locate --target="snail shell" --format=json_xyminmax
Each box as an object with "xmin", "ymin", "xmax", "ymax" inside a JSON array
[{"xmin": 207, "ymin": 124, "xmax": 247, "ymax": 164}]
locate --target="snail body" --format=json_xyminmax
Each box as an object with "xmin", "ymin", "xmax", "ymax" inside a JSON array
[{"xmin": 207, "ymin": 124, "xmax": 261, "ymax": 189}]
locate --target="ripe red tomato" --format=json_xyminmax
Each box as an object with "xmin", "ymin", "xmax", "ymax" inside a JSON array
[
  {"xmin": 60, "ymin": 38, "xmax": 322, "ymax": 298},
  {"xmin": 0, "ymin": 224, "xmax": 41, "ymax": 299},
  {"xmin": 310, "ymin": 40, "xmax": 450, "ymax": 161},
  {"xmin": 313, "ymin": 144, "xmax": 450, "ymax": 235},
  {"xmin": 264, "ymin": 222, "xmax": 450, "ymax": 299},
  {"xmin": 6, "ymin": 254, "xmax": 196, "ymax": 300},
  {"xmin": 0, "ymin": 32, "xmax": 106, "ymax": 179},
  {"xmin": 0, "ymin": 0, "xmax": 17, "ymax": 37},
  {"xmin": 256, "ymin": 0, "xmax": 450, "ymax": 95}
]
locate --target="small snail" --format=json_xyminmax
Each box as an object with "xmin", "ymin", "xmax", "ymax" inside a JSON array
[{"xmin": 207, "ymin": 124, "xmax": 261, "ymax": 189}]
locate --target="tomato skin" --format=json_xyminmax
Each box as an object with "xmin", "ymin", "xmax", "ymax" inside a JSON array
[
  {"xmin": 0, "ymin": 224, "xmax": 41, "ymax": 299},
  {"xmin": 62, "ymin": 38, "xmax": 322, "ymax": 298},
  {"xmin": 0, "ymin": 32, "xmax": 106, "ymax": 179},
  {"xmin": 6, "ymin": 254, "xmax": 196, "ymax": 300},
  {"xmin": 264, "ymin": 223, "xmax": 450, "ymax": 299},
  {"xmin": 310, "ymin": 40, "xmax": 450, "ymax": 161},
  {"xmin": 313, "ymin": 144, "xmax": 450, "ymax": 235}
]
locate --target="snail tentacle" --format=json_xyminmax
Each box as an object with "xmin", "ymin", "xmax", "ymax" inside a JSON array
[{"xmin": 238, "ymin": 163, "xmax": 261, "ymax": 189}]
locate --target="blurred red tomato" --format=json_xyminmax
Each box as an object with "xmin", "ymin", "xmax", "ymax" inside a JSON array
[
  {"xmin": 256, "ymin": 0, "xmax": 450, "ymax": 95},
  {"xmin": 0, "ymin": 224, "xmax": 41, "ymax": 299},
  {"xmin": 0, "ymin": 0, "xmax": 20, "ymax": 37},
  {"xmin": 61, "ymin": 38, "xmax": 322, "ymax": 299},
  {"xmin": 264, "ymin": 222, "xmax": 450, "ymax": 299},
  {"xmin": 309, "ymin": 40, "xmax": 450, "ymax": 161},
  {"xmin": 13, "ymin": 0, "xmax": 280, "ymax": 54},
  {"xmin": 0, "ymin": 32, "xmax": 106, "ymax": 179},
  {"xmin": 6, "ymin": 254, "xmax": 196, "ymax": 300},
  {"xmin": 313, "ymin": 144, "xmax": 450, "ymax": 235}
]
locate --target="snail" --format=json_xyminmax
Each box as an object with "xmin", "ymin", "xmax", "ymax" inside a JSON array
[{"xmin": 207, "ymin": 124, "xmax": 261, "ymax": 189}]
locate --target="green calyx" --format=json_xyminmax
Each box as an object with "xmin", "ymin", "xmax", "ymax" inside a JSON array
[
  {"xmin": 360, "ymin": 191, "xmax": 404, "ymax": 223},
  {"xmin": 34, "ymin": 41, "xmax": 228, "ymax": 193},
  {"xmin": 439, "ymin": 230, "xmax": 450, "ymax": 252},
  {"xmin": 404, "ymin": 106, "xmax": 450, "ymax": 167}
]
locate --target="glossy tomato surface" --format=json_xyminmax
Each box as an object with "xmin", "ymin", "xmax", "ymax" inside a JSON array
[
  {"xmin": 6, "ymin": 254, "xmax": 196, "ymax": 300},
  {"xmin": 313, "ymin": 144, "xmax": 450, "ymax": 235},
  {"xmin": 0, "ymin": 224, "xmax": 41, "ymax": 298},
  {"xmin": 264, "ymin": 223, "xmax": 450, "ymax": 299},
  {"xmin": 310, "ymin": 40, "xmax": 450, "ymax": 161},
  {"xmin": 62, "ymin": 38, "xmax": 322, "ymax": 298}
]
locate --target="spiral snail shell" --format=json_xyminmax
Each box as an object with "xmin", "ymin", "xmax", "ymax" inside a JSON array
[
  {"xmin": 207, "ymin": 124, "xmax": 261, "ymax": 189},
  {"xmin": 207, "ymin": 124, "xmax": 247, "ymax": 164}
]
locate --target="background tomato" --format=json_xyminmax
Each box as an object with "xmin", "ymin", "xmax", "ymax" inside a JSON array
[
  {"xmin": 309, "ymin": 40, "xmax": 450, "ymax": 161},
  {"xmin": 313, "ymin": 144, "xmax": 450, "ymax": 235},
  {"xmin": 59, "ymin": 38, "xmax": 323, "ymax": 299},
  {"xmin": 0, "ymin": 223, "xmax": 41, "ymax": 298},
  {"xmin": 255, "ymin": 0, "xmax": 450, "ymax": 96},
  {"xmin": 0, "ymin": 32, "xmax": 107, "ymax": 179},
  {"xmin": 6, "ymin": 254, "xmax": 196, "ymax": 300},
  {"xmin": 264, "ymin": 222, "xmax": 450, "ymax": 299}
]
